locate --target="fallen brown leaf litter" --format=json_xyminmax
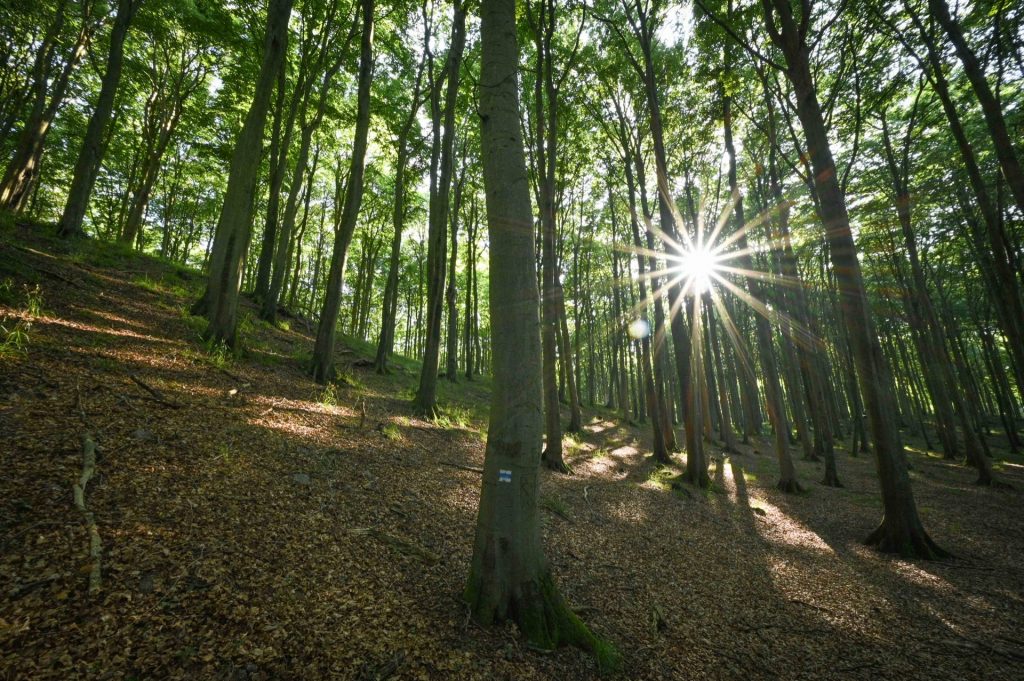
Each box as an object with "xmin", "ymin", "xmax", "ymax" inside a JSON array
[{"xmin": 2, "ymin": 234, "xmax": 1024, "ymax": 680}]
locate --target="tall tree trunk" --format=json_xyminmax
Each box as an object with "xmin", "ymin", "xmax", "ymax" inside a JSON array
[
  {"xmin": 463, "ymin": 194, "xmax": 478, "ymax": 380},
  {"xmin": 446, "ymin": 151, "xmax": 466, "ymax": 381},
  {"xmin": 415, "ymin": 2, "xmax": 467, "ymax": 415},
  {"xmin": 195, "ymin": 0, "xmax": 293, "ymax": 347},
  {"xmin": 255, "ymin": 63, "xmax": 300, "ymax": 301},
  {"xmin": 927, "ymin": 0, "xmax": 1024, "ymax": 216},
  {"xmin": 0, "ymin": 2, "xmax": 94, "ymax": 212},
  {"xmin": 900, "ymin": 3, "xmax": 1024, "ymax": 403},
  {"xmin": 263, "ymin": 53, "xmax": 345, "ymax": 322},
  {"xmin": 465, "ymin": 1, "xmax": 618, "ymax": 668},
  {"xmin": 310, "ymin": 0, "xmax": 374, "ymax": 383},
  {"xmin": 375, "ymin": 56, "xmax": 423, "ymax": 372},
  {"xmin": 721, "ymin": 70, "xmax": 800, "ymax": 492},
  {"xmin": 58, "ymin": 0, "xmax": 139, "ymax": 238},
  {"xmin": 531, "ymin": 0, "xmax": 569, "ymax": 471},
  {"xmin": 762, "ymin": 0, "xmax": 944, "ymax": 558}
]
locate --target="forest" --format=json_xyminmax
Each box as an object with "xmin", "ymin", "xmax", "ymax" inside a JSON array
[{"xmin": 1, "ymin": 0, "xmax": 1023, "ymax": 678}]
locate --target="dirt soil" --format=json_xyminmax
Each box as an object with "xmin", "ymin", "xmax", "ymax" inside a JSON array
[{"xmin": 2, "ymin": 228, "xmax": 1024, "ymax": 680}]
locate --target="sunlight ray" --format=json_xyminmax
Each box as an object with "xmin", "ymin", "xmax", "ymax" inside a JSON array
[{"xmin": 707, "ymin": 290, "xmax": 759, "ymax": 385}]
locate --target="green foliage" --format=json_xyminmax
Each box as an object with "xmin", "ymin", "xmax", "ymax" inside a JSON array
[
  {"xmin": 433, "ymin": 403, "xmax": 472, "ymax": 430},
  {"xmin": 318, "ymin": 384, "xmax": 340, "ymax": 408},
  {"xmin": 539, "ymin": 495, "xmax": 570, "ymax": 520},
  {"xmin": 0, "ymin": 278, "xmax": 17, "ymax": 306},
  {"xmin": 203, "ymin": 338, "xmax": 234, "ymax": 369},
  {"xmin": 22, "ymin": 284, "xmax": 42, "ymax": 317},
  {"xmin": 381, "ymin": 423, "xmax": 402, "ymax": 441},
  {"xmin": 0, "ymin": 319, "xmax": 30, "ymax": 357},
  {"xmin": 335, "ymin": 370, "xmax": 366, "ymax": 391}
]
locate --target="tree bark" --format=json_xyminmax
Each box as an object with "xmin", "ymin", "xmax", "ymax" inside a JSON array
[
  {"xmin": 927, "ymin": 0, "xmax": 1024, "ymax": 217},
  {"xmin": 415, "ymin": 2, "xmax": 467, "ymax": 414},
  {"xmin": 762, "ymin": 0, "xmax": 944, "ymax": 558},
  {"xmin": 465, "ymin": 1, "xmax": 618, "ymax": 668},
  {"xmin": 195, "ymin": 0, "xmax": 293, "ymax": 347},
  {"xmin": 1, "ymin": 3, "xmax": 95, "ymax": 212},
  {"xmin": 58, "ymin": 0, "xmax": 139, "ymax": 238},
  {"xmin": 310, "ymin": 0, "xmax": 375, "ymax": 383}
]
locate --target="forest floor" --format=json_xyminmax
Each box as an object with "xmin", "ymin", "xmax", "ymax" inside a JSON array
[{"xmin": 2, "ymin": 222, "xmax": 1024, "ymax": 681}]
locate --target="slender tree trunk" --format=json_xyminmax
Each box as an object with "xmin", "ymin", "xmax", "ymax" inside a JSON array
[
  {"xmin": 264, "ymin": 57, "xmax": 343, "ymax": 321},
  {"xmin": 58, "ymin": 0, "xmax": 139, "ymax": 238},
  {"xmin": 194, "ymin": 0, "xmax": 293, "ymax": 348},
  {"xmin": 415, "ymin": 2, "xmax": 467, "ymax": 415},
  {"xmin": 722, "ymin": 74, "xmax": 799, "ymax": 491},
  {"xmin": 927, "ymin": 0, "xmax": 1024, "ymax": 216},
  {"xmin": 762, "ymin": 0, "xmax": 943, "ymax": 557},
  {"xmin": 311, "ymin": 0, "xmax": 374, "ymax": 382},
  {"xmin": 255, "ymin": 63, "xmax": 300, "ymax": 301},
  {"xmin": 463, "ymin": 194, "xmax": 478, "ymax": 380},
  {"xmin": 446, "ymin": 152, "xmax": 466, "ymax": 381},
  {"xmin": 901, "ymin": 4, "xmax": 1024, "ymax": 401},
  {"xmin": 0, "ymin": 3, "xmax": 93, "ymax": 212}
]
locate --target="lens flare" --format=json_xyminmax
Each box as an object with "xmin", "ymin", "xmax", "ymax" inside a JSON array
[
  {"xmin": 628, "ymin": 319, "xmax": 650, "ymax": 339},
  {"xmin": 678, "ymin": 245, "xmax": 720, "ymax": 295}
]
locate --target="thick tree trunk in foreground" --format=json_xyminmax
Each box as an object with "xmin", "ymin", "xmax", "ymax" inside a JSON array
[
  {"xmin": 465, "ymin": 0, "xmax": 618, "ymax": 669},
  {"xmin": 762, "ymin": 0, "xmax": 945, "ymax": 558},
  {"xmin": 310, "ymin": 0, "xmax": 375, "ymax": 383},
  {"xmin": 197, "ymin": 0, "xmax": 292, "ymax": 348},
  {"xmin": 58, "ymin": 0, "xmax": 139, "ymax": 238}
]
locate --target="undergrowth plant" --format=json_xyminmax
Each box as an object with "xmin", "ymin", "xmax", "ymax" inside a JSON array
[{"xmin": 0, "ymin": 319, "xmax": 30, "ymax": 356}]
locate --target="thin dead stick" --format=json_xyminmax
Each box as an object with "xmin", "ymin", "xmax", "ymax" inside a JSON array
[
  {"xmin": 439, "ymin": 461, "xmax": 484, "ymax": 474},
  {"xmin": 73, "ymin": 435, "xmax": 102, "ymax": 596},
  {"xmin": 128, "ymin": 374, "xmax": 183, "ymax": 408}
]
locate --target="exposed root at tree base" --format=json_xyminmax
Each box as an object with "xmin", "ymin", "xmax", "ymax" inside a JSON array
[
  {"xmin": 776, "ymin": 478, "xmax": 803, "ymax": 494},
  {"xmin": 542, "ymin": 452, "xmax": 571, "ymax": 475},
  {"xmin": 863, "ymin": 521, "xmax": 952, "ymax": 560},
  {"xmin": 975, "ymin": 475, "xmax": 1013, "ymax": 490},
  {"xmin": 466, "ymin": 571, "xmax": 621, "ymax": 675}
]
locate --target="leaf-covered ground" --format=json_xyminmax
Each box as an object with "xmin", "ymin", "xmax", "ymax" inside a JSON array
[{"xmin": 2, "ymin": 226, "xmax": 1024, "ymax": 680}]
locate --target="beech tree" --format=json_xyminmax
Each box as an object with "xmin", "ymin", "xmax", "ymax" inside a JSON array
[{"xmin": 464, "ymin": 0, "xmax": 619, "ymax": 668}]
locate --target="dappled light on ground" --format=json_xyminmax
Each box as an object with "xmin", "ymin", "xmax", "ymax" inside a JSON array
[{"xmin": 3, "ymin": 234, "xmax": 1024, "ymax": 680}]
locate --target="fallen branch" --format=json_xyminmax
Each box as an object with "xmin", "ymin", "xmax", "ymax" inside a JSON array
[
  {"xmin": 439, "ymin": 461, "xmax": 484, "ymax": 474},
  {"xmin": 128, "ymin": 373, "xmax": 183, "ymax": 408},
  {"xmin": 73, "ymin": 435, "xmax": 102, "ymax": 596},
  {"xmin": 216, "ymin": 365, "xmax": 245, "ymax": 383},
  {"xmin": 350, "ymin": 527, "xmax": 439, "ymax": 565},
  {"xmin": 651, "ymin": 602, "xmax": 668, "ymax": 633}
]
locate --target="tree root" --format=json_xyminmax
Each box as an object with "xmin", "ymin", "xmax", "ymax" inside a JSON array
[
  {"xmin": 821, "ymin": 474, "xmax": 843, "ymax": 488},
  {"xmin": 128, "ymin": 373, "xmax": 183, "ymax": 408},
  {"xmin": 542, "ymin": 450, "xmax": 571, "ymax": 474},
  {"xmin": 351, "ymin": 527, "xmax": 439, "ymax": 565},
  {"xmin": 863, "ymin": 520, "xmax": 952, "ymax": 560},
  {"xmin": 467, "ymin": 570, "xmax": 621, "ymax": 674},
  {"xmin": 776, "ymin": 478, "xmax": 803, "ymax": 494}
]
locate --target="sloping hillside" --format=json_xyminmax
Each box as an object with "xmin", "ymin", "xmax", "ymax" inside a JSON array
[{"xmin": 2, "ymin": 225, "xmax": 1023, "ymax": 680}]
